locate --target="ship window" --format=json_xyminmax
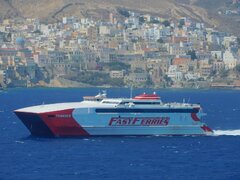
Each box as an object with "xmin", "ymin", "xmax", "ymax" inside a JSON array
[
  {"xmin": 102, "ymin": 101, "xmax": 119, "ymax": 104},
  {"xmin": 133, "ymin": 102, "xmax": 161, "ymax": 105},
  {"xmin": 119, "ymin": 101, "xmax": 160, "ymax": 105},
  {"xmin": 119, "ymin": 101, "xmax": 130, "ymax": 104},
  {"xmin": 48, "ymin": 115, "xmax": 55, "ymax": 118}
]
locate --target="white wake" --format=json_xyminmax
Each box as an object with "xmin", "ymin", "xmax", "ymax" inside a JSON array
[{"xmin": 213, "ymin": 129, "xmax": 240, "ymax": 136}]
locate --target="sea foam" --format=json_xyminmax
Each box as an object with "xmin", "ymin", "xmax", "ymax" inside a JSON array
[{"xmin": 213, "ymin": 129, "xmax": 240, "ymax": 136}]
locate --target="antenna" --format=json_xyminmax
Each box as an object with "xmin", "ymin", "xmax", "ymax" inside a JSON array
[
  {"xmin": 102, "ymin": 90, "xmax": 107, "ymax": 96},
  {"xmin": 130, "ymin": 85, "xmax": 133, "ymax": 99}
]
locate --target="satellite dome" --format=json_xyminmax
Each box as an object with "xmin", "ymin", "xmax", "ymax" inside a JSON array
[
  {"xmin": 16, "ymin": 37, "xmax": 25, "ymax": 45},
  {"xmin": 15, "ymin": 37, "xmax": 25, "ymax": 49}
]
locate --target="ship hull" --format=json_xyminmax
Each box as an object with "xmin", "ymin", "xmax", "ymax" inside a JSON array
[
  {"xmin": 15, "ymin": 107, "xmax": 213, "ymax": 137},
  {"xmin": 16, "ymin": 112, "xmax": 55, "ymax": 136}
]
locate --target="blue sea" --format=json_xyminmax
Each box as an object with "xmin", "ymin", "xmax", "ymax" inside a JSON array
[{"xmin": 0, "ymin": 88, "xmax": 240, "ymax": 180}]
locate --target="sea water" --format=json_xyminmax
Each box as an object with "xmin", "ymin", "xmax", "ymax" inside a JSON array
[{"xmin": 0, "ymin": 88, "xmax": 240, "ymax": 179}]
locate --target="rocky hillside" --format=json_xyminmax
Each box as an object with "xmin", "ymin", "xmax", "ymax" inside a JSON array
[{"xmin": 0, "ymin": 0, "xmax": 239, "ymax": 35}]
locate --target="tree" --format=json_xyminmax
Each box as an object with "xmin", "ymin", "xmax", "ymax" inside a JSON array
[
  {"xmin": 109, "ymin": 78, "xmax": 124, "ymax": 87},
  {"xmin": 96, "ymin": 57, "xmax": 100, "ymax": 63},
  {"xmin": 163, "ymin": 75, "xmax": 173, "ymax": 87},
  {"xmin": 105, "ymin": 62, "xmax": 130, "ymax": 71},
  {"xmin": 134, "ymin": 68, "xmax": 144, "ymax": 73},
  {"xmin": 157, "ymin": 38, "xmax": 164, "ymax": 43},
  {"xmin": 209, "ymin": 70, "xmax": 216, "ymax": 77},
  {"xmin": 145, "ymin": 75, "xmax": 153, "ymax": 87},
  {"xmin": 73, "ymin": 72, "xmax": 110, "ymax": 86},
  {"xmin": 236, "ymin": 64, "xmax": 240, "ymax": 73},
  {"xmin": 139, "ymin": 17, "xmax": 145, "ymax": 25},
  {"xmin": 131, "ymin": 38, "xmax": 138, "ymax": 43},
  {"xmin": 150, "ymin": 19, "xmax": 160, "ymax": 24},
  {"xmin": 33, "ymin": 30, "xmax": 42, "ymax": 34},
  {"xmin": 178, "ymin": 19, "xmax": 185, "ymax": 29},
  {"xmin": 117, "ymin": 8, "xmax": 130, "ymax": 18},
  {"xmin": 237, "ymin": 37, "xmax": 240, "ymax": 46},
  {"xmin": 187, "ymin": 50, "xmax": 197, "ymax": 60},
  {"xmin": 209, "ymin": 58, "xmax": 214, "ymax": 65},
  {"xmin": 219, "ymin": 69, "xmax": 229, "ymax": 78},
  {"xmin": 162, "ymin": 20, "xmax": 170, "ymax": 27}
]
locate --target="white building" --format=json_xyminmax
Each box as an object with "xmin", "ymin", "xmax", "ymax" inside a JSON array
[
  {"xmin": 185, "ymin": 73, "xmax": 199, "ymax": 81},
  {"xmin": 167, "ymin": 65, "xmax": 183, "ymax": 81},
  {"xmin": 143, "ymin": 26, "xmax": 160, "ymax": 41},
  {"xmin": 62, "ymin": 16, "xmax": 77, "ymax": 25},
  {"xmin": 110, "ymin": 70, "xmax": 124, "ymax": 78},
  {"xmin": 99, "ymin": 25, "xmax": 111, "ymax": 35},
  {"xmin": 168, "ymin": 42, "xmax": 191, "ymax": 56},
  {"xmin": 211, "ymin": 51, "xmax": 222, "ymax": 60},
  {"xmin": 125, "ymin": 16, "xmax": 139, "ymax": 29},
  {"xmin": 40, "ymin": 24, "xmax": 50, "ymax": 36},
  {"xmin": 223, "ymin": 49, "xmax": 238, "ymax": 69},
  {"xmin": 0, "ymin": 70, "xmax": 5, "ymax": 86},
  {"xmin": 223, "ymin": 36, "xmax": 237, "ymax": 48}
]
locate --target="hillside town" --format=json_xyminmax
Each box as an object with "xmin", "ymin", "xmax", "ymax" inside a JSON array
[{"xmin": 0, "ymin": 7, "xmax": 240, "ymax": 89}]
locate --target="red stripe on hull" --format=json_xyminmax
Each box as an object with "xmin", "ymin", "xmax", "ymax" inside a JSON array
[
  {"xmin": 39, "ymin": 109, "xmax": 89, "ymax": 136},
  {"xmin": 134, "ymin": 93, "xmax": 160, "ymax": 100},
  {"xmin": 201, "ymin": 125, "xmax": 213, "ymax": 133},
  {"xmin": 191, "ymin": 113, "xmax": 200, "ymax": 121}
]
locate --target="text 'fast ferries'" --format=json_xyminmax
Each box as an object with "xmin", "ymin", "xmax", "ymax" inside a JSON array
[{"xmin": 109, "ymin": 117, "xmax": 170, "ymax": 126}]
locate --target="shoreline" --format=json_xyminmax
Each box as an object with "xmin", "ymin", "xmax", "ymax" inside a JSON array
[{"xmin": 2, "ymin": 85, "xmax": 240, "ymax": 91}]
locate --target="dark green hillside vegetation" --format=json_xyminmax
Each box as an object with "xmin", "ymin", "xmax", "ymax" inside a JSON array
[{"xmin": 68, "ymin": 71, "xmax": 124, "ymax": 87}]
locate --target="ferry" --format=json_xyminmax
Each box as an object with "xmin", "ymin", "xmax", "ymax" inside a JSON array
[{"xmin": 14, "ymin": 92, "xmax": 213, "ymax": 137}]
